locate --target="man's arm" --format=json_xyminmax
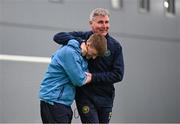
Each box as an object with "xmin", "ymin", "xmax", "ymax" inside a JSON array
[
  {"xmin": 53, "ymin": 32, "xmax": 75, "ymax": 45},
  {"xmin": 53, "ymin": 31, "xmax": 87, "ymax": 45}
]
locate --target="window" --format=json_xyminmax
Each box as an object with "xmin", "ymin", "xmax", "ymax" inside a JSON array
[
  {"xmin": 110, "ymin": 0, "xmax": 123, "ymax": 10},
  {"xmin": 48, "ymin": 0, "xmax": 63, "ymax": 3},
  {"xmin": 164, "ymin": 0, "xmax": 175, "ymax": 16},
  {"xmin": 138, "ymin": 0, "xmax": 150, "ymax": 13}
]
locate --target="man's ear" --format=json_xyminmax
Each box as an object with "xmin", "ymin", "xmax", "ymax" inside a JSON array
[
  {"xmin": 86, "ymin": 42, "xmax": 90, "ymax": 47},
  {"xmin": 89, "ymin": 21, "xmax": 92, "ymax": 25}
]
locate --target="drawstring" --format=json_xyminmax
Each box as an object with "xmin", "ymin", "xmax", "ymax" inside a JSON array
[{"xmin": 74, "ymin": 107, "xmax": 79, "ymax": 119}]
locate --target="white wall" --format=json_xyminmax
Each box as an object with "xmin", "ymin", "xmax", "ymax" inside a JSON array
[
  {"xmin": 177, "ymin": 0, "xmax": 180, "ymax": 38},
  {"xmin": 0, "ymin": 62, "xmax": 2, "ymax": 122},
  {"xmin": 1, "ymin": 0, "xmax": 178, "ymax": 39},
  {"xmin": 0, "ymin": 0, "xmax": 2, "ymax": 20},
  {"xmin": 112, "ymin": 36, "xmax": 179, "ymax": 122},
  {"xmin": 179, "ymin": 43, "xmax": 180, "ymax": 119},
  {"xmin": 111, "ymin": 0, "xmax": 178, "ymax": 39},
  {"xmin": 178, "ymin": 42, "xmax": 180, "ymax": 120},
  {"xmin": 0, "ymin": 61, "xmax": 2, "ymax": 121},
  {"xmin": 1, "ymin": 62, "xmax": 47, "ymax": 122},
  {"xmin": 176, "ymin": 0, "xmax": 180, "ymax": 120},
  {"xmin": 0, "ymin": 1, "xmax": 3, "ymax": 121},
  {"xmin": 0, "ymin": 0, "xmax": 180, "ymax": 123}
]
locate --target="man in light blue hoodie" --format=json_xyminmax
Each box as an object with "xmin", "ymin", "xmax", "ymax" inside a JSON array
[{"xmin": 39, "ymin": 33, "xmax": 107, "ymax": 123}]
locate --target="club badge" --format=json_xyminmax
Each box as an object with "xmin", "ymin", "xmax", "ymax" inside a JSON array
[
  {"xmin": 104, "ymin": 49, "xmax": 111, "ymax": 57},
  {"xmin": 82, "ymin": 106, "xmax": 89, "ymax": 114}
]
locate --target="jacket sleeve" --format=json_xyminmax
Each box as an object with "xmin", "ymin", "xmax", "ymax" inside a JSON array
[
  {"xmin": 53, "ymin": 32, "xmax": 85, "ymax": 45},
  {"xmin": 91, "ymin": 45, "xmax": 124, "ymax": 85}
]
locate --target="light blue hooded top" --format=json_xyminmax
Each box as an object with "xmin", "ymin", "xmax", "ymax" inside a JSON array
[{"xmin": 39, "ymin": 39, "xmax": 88, "ymax": 106}]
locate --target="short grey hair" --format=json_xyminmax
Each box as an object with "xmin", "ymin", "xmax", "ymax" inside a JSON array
[{"xmin": 89, "ymin": 8, "xmax": 110, "ymax": 21}]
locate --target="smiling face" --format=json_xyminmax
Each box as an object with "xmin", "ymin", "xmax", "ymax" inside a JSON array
[{"xmin": 89, "ymin": 15, "xmax": 110, "ymax": 36}]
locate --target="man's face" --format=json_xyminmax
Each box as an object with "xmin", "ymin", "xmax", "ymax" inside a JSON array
[
  {"xmin": 90, "ymin": 15, "xmax": 110, "ymax": 36},
  {"xmin": 85, "ymin": 43, "xmax": 98, "ymax": 59}
]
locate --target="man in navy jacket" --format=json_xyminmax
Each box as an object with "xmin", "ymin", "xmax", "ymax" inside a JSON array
[{"xmin": 53, "ymin": 8, "xmax": 124, "ymax": 123}]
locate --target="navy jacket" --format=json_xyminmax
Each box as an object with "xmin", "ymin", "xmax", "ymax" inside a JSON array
[{"xmin": 53, "ymin": 31, "xmax": 124, "ymax": 107}]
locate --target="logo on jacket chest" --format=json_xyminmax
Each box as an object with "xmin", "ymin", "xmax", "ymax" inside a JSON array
[{"xmin": 104, "ymin": 49, "xmax": 111, "ymax": 57}]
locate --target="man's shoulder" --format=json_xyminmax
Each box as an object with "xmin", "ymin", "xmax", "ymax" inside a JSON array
[
  {"xmin": 107, "ymin": 35, "xmax": 122, "ymax": 46},
  {"xmin": 61, "ymin": 40, "xmax": 81, "ymax": 55},
  {"xmin": 56, "ymin": 42, "xmax": 79, "ymax": 55},
  {"xmin": 107, "ymin": 34, "xmax": 118, "ymax": 42},
  {"xmin": 67, "ymin": 39, "xmax": 80, "ymax": 47}
]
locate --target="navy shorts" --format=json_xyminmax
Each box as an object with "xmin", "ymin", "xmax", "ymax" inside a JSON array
[
  {"xmin": 76, "ymin": 98, "xmax": 112, "ymax": 124},
  {"xmin": 40, "ymin": 100, "xmax": 73, "ymax": 123}
]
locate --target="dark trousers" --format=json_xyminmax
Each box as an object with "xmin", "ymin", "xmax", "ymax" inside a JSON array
[
  {"xmin": 40, "ymin": 100, "xmax": 73, "ymax": 124},
  {"xmin": 76, "ymin": 99, "xmax": 112, "ymax": 124}
]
